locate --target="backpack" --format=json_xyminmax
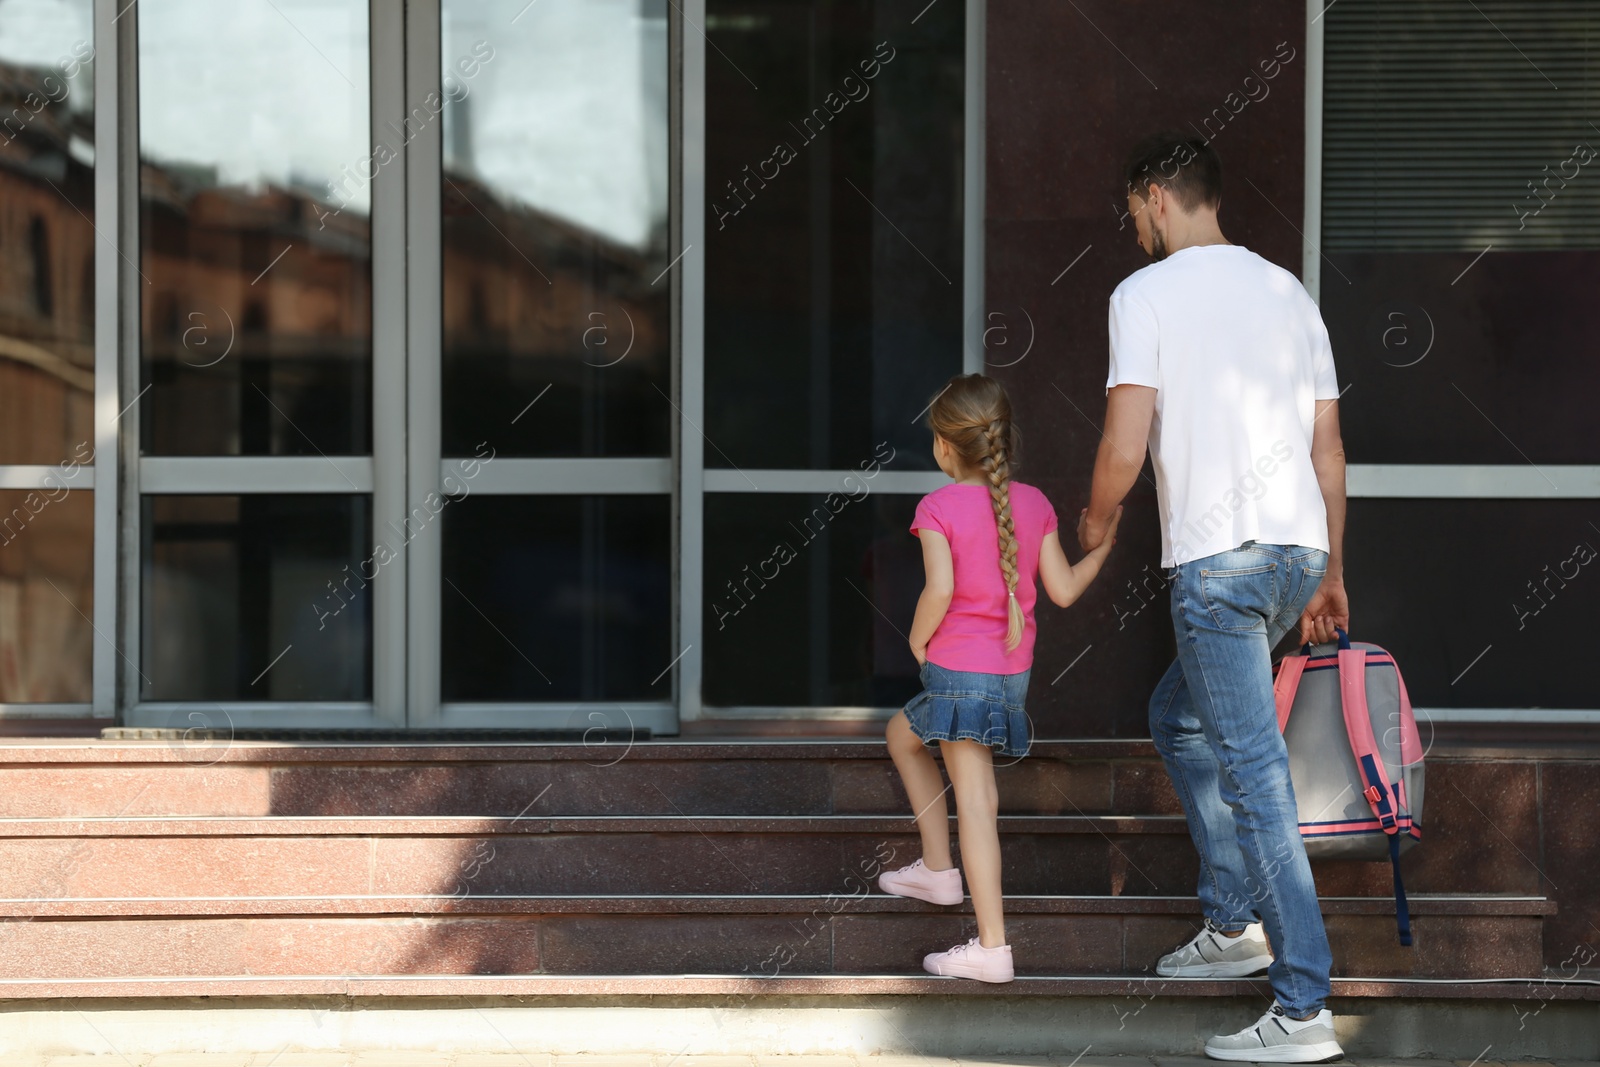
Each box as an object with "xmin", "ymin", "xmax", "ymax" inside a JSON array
[{"xmin": 1272, "ymin": 628, "xmax": 1424, "ymax": 945}]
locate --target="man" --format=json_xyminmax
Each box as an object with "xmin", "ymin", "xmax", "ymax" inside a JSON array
[{"xmin": 1078, "ymin": 133, "xmax": 1350, "ymax": 1063}]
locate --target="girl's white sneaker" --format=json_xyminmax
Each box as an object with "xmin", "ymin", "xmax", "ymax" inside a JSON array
[
  {"xmin": 922, "ymin": 935, "xmax": 1015, "ymax": 983},
  {"xmin": 876, "ymin": 858, "xmax": 964, "ymax": 905}
]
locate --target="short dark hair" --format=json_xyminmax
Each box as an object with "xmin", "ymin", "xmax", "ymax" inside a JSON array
[{"xmin": 1123, "ymin": 133, "xmax": 1222, "ymax": 211}]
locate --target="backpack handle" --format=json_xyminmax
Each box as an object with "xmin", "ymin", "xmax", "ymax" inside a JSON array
[{"xmin": 1300, "ymin": 625, "xmax": 1350, "ymax": 657}]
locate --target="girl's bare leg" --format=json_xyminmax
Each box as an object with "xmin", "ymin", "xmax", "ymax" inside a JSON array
[
  {"xmin": 885, "ymin": 710, "xmax": 953, "ymax": 870},
  {"xmin": 940, "ymin": 738, "xmax": 1006, "ymax": 946}
]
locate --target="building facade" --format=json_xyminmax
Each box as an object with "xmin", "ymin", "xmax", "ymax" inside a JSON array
[
  {"xmin": 0, "ymin": 0, "xmax": 1597, "ymax": 1048},
  {"xmin": 3, "ymin": 0, "xmax": 1595, "ymax": 739}
]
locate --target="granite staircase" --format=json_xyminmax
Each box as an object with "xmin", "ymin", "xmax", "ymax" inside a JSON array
[{"xmin": 0, "ymin": 737, "xmax": 1563, "ymax": 997}]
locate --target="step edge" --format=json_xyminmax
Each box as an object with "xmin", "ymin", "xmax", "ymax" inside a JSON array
[
  {"xmin": 0, "ymin": 814, "xmax": 1194, "ymax": 835},
  {"xmin": 0, "ymin": 973, "xmax": 1588, "ymax": 1001},
  {"xmin": 0, "ymin": 740, "xmax": 1163, "ymax": 764},
  {"xmin": 0, "ymin": 893, "xmax": 1556, "ymax": 917}
]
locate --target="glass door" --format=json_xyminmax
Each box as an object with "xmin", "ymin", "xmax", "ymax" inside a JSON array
[
  {"xmin": 126, "ymin": 0, "xmax": 403, "ymax": 728},
  {"xmin": 405, "ymin": 0, "xmax": 677, "ymax": 733},
  {"xmin": 679, "ymin": 0, "xmax": 975, "ymax": 722},
  {"xmin": 122, "ymin": 0, "xmax": 675, "ymax": 732}
]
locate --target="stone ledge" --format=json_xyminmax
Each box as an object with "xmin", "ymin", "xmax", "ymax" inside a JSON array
[
  {"xmin": 0, "ymin": 740, "xmax": 1162, "ymax": 763},
  {"xmin": 0, "ymin": 731, "xmax": 1591, "ymax": 763},
  {"xmin": 0, "ymin": 973, "xmax": 1593, "ymax": 1000},
  {"xmin": 0, "ymin": 814, "xmax": 1190, "ymax": 836},
  {"xmin": 0, "ymin": 893, "xmax": 1553, "ymax": 918}
]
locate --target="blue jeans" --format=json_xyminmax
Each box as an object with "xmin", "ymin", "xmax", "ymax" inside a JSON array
[{"xmin": 1149, "ymin": 542, "xmax": 1333, "ymax": 1015}]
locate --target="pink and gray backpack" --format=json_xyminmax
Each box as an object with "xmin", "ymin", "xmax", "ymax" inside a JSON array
[{"xmin": 1273, "ymin": 628, "xmax": 1424, "ymax": 945}]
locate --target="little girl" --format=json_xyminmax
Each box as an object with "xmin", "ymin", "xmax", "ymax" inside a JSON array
[{"xmin": 879, "ymin": 373, "xmax": 1119, "ymax": 982}]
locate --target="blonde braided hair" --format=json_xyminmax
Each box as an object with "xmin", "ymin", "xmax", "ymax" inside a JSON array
[{"xmin": 927, "ymin": 374, "xmax": 1026, "ymax": 652}]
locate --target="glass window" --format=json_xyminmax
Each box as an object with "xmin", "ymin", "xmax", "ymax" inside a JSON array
[
  {"xmin": 1321, "ymin": 0, "xmax": 1600, "ymax": 464},
  {"xmin": 703, "ymin": 492, "xmax": 922, "ymax": 708},
  {"xmin": 439, "ymin": 0, "xmax": 671, "ymax": 459},
  {"xmin": 703, "ymin": 0, "xmax": 965, "ymax": 470},
  {"xmin": 0, "ymin": 488, "xmax": 92, "ymax": 703},
  {"xmin": 1345, "ymin": 499, "xmax": 1600, "ymax": 709},
  {"xmin": 141, "ymin": 495, "xmax": 372, "ymax": 701},
  {"xmin": 441, "ymin": 495, "xmax": 671, "ymax": 702},
  {"xmin": 138, "ymin": 0, "xmax": 372, "ymax": 457},
  {"xmin": 0, "ymin": 0, "xmax": 95, "ymax": 466}
]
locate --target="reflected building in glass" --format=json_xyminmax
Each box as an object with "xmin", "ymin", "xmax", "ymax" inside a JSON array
[{"xmin": 0, "ymin": 7, "xmax": 95, "ymax": 704}]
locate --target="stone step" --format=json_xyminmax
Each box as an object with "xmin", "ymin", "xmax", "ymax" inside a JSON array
[
  {"xmin": 0, "ymin": 818, "xmax": 1194, "ymax": 898},
  {"xmin": 0, "ymin": 896, "xmax": 1547, "ymax": 981},
  {"xmin": 0, "ymin": 740, "xmax": 1173, "ymax": 819},
  {"xmin": 0, "ymin": 811, "xmax": 1528, "ymax": 901}
]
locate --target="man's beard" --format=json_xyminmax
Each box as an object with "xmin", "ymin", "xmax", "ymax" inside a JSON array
[{"xmin": 1150, "ymin": 227, "xmax": 1168, "ymax": 261}]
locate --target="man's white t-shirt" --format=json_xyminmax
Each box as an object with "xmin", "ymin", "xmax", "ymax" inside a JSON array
[{"xmin": 1106, "ymin": 244, "xmax": 1340, "ymax": 568}]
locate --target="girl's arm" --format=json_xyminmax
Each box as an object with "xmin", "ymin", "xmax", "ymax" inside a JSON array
[
  {"xmin": 1037, "ymin": 506, "xmax": 1121, "ymax": 608},
  {"xmin": 908, "ymin": 530, "xmax": 954, "ymax": 665}
]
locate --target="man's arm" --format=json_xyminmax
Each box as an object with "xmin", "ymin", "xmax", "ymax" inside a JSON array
[
  {"xmin": 1079, "ymin": 384, "xmax": 1156, "ymax": 552},
  {"xmin": 1299, "ymin": 398, "xmax": 1349, "ymax": 644}
]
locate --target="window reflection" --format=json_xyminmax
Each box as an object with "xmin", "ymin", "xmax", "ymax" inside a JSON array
[
  {"xmin": 0, "ymin": 488, "xmax": 92, "ymax": 703},
  {"xmin": 441, "ymin": 495, "xmax": 671, "ymax": 702},
  {"xmin": 142, "ymin": 495, "xmax": 372, "ymax": 701},
  {"xmin": 440, "ymin": 0, "xmax": 670, "ymax": 458},
  {"xmin": 0, "ymin": 0, "xmax": 95, "ymax": 466},
  {"xmin": 703, "ymin": 492, "xmax": 922, "ymax": 708},
  {"xmin": 704, "ymin": 1, "xmax": 964, "ymax": 470},
  {"xmin": 137, "ymin": 0, "xmax": 372, "ymax": 456},
  {"xmin": 1347, "ymin": 499, "xmax": 1600, "ymax": 708}
]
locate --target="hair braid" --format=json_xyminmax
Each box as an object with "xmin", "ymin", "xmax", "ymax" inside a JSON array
[
  {"xmin": 925, "ymin": 373, "xmax": 1028, "ymax": 656},
  {"xmin": 980, "ymin": 418, "xmax": 1025, "ymax": 653}
]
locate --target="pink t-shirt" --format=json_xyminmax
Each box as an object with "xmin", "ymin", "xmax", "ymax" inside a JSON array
[{"xmin": 910, "ymin": 481, "xmax": 1058, "ymax": 675}]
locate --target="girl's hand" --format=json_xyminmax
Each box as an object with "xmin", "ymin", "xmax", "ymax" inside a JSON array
[
  {"xmin": 1089, "ymin": 506, "xmax": 1123, "ymax": 557},
  {"xmin": 910, "ymin": 642, "xmax": 928, "ymax": 667}
]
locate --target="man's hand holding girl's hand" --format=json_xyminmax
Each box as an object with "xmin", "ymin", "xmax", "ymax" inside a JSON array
[{"xmin": 1078, "ymin": 505, "xmax": 1122, "ymax": 556}]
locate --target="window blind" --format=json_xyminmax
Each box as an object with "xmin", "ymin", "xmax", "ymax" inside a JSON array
[{"xmin": 1323, "ymin": 0, "xmax": 1600, "ymax": 252}]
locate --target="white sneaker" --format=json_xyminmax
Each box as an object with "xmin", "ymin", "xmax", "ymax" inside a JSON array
[
  {"xmin": 922, "ymin": 935, "xmax": 1015, "ymax": 983},
  {"xmin": 1156, "ymin": 919, "xmax": 1274, "ymax": 978},
  {"xmin": 877, "ymin": 858, "xmax": 964, "ymax": 906},
  {"xmin": 1205, "ymin": 1003, "xmax": 1343, "ymax": 1063}
]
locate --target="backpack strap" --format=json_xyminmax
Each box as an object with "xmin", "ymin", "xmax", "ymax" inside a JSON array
[
  {"xmin": 1388, "ymin": 833, "xmax": 1413, "ymax": 947},
  {"xmin": 1272, "ymin": 653, "xmax": 1309, "ymax": 733},
  {"xmin": 1338, "ymin": 647, "xmax": 1397, "ymax": 833},
  {"xmin": 1338, "ymin": 642, "xmax": 1413, "ymax": 947},
  {"xmin": 1394, "ymin": 658, "xmax": 1425, "ymax": 767}
]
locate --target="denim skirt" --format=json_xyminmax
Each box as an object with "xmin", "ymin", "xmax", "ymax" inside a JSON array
[{"xmin": 904, "ymin": 660, "xmax": 1033, "ymax": 758}]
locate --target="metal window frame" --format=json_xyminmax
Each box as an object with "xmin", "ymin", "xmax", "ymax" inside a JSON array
[
  {"xmin": 0, "ymin": 468, "xmax": 95, "ymax": 491},
  {"xmin": 1303, "ymin": 0, "xmax": 1324, "ymax": 300},
  {"xmin": 91, "ymin": 0, "xmax": 120, "ymax": 719},
  {"xmin": 404, "ymin": 0, "xmax": 443, "ymax": 727},
  {"xmin": 1305, "ymin": 0, "xmax": 1598, "ymax": 721},
  {"xmin": 676, "ymin": 0, "xmax": 708, "ymax": 724}
]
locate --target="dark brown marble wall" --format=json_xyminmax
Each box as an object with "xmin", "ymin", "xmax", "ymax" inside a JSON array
[{"xmin": 986, "ymin": 2, "xmax": 1309, "ymax": 737}]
